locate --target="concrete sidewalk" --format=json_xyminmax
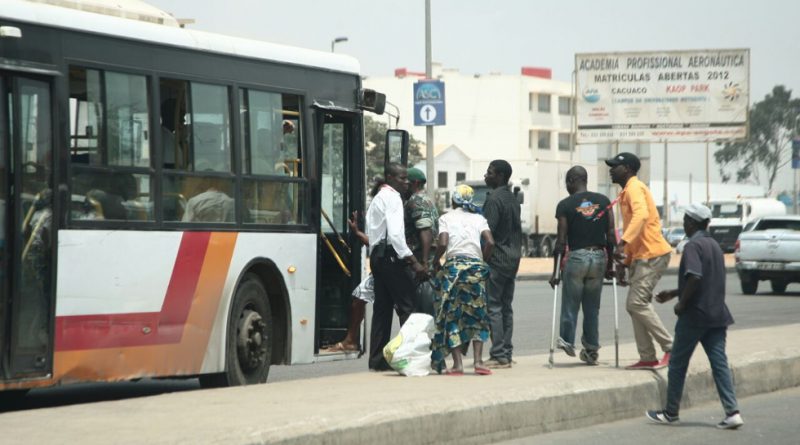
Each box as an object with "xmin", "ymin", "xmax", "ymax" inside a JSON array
[
  {"xmin": 517, "ymin": 253, "xmax": 736, "ymax": 280},
  {"xmin": 1, "ymin": 324, "xmax": 798, "ymax": 445}
]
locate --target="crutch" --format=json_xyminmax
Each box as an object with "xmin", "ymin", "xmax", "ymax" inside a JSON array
[
  {"xmin": 548, "ymin": 253, "xmax": 563, "ymax": 369},
  {"xmin": 612, "ymin": 261, "xmax": 620, "ymax": 368}
]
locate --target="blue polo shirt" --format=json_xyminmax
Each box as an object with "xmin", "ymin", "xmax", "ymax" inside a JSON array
[{"xmin": 678, "ymin": 230, "xmax": 734, "ymax": 327}]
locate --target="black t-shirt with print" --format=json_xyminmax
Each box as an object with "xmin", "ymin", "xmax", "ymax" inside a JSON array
[{"xmin": 555, "ymin": 191, "xmax": 612, "ymax": 251}]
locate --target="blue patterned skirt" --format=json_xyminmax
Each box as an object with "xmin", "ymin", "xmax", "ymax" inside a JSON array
[{"xmin": 430, "ymin": 256, "xmax": 491, "ymax": 373}]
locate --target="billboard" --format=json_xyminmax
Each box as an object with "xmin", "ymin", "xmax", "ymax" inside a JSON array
[{"xmin": 575, "ymin": 49, "xmax": 749, "ymax": 143}]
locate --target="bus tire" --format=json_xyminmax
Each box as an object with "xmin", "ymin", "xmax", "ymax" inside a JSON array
[{"xmin": 200, "ymin": 273, "xmax": 272, "ymax": 388}]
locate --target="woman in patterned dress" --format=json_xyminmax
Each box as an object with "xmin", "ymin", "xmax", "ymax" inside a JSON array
[{"xmin": 431, "ymin": 184, "xmax": 495, "ymax": 375}]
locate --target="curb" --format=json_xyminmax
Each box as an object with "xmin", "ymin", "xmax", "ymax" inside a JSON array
[
  {"xmin": 279, "ymin": 348, "xmax": 800, "ymax": 445},
  {"xmin": 1, "ymin": 326, "xmax": 796, "ymax": 445},
  {"xmin": 517, "ymin": 267, "xmax": 737, "ymax": 282}
]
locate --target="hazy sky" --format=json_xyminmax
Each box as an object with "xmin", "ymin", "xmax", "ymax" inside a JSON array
[
  {"xmin": 149, "ymin": 0, "xmax": 800, "ymax": 192},
  {"xmin": 150, "ymin": 0, "xmax": 798, "ymax": 101}
]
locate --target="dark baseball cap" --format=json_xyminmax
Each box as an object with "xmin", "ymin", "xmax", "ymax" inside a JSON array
[{"xmin": 605, "ymin": 152, "xmax": 641, "ymax": 172}]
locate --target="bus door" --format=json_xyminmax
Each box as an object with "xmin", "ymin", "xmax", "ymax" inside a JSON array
[
  {"xmin": 0, "ymin": 73, "xmax": 55, "ymax": 380},
  {"xmin": 316, "ymin": 111, "xmax": 363, "ymax": 352}
]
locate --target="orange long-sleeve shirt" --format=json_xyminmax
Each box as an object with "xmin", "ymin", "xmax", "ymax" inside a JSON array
[{"xmin": 619, "ymin": 176, "xmax": 671, "ymax": 265}]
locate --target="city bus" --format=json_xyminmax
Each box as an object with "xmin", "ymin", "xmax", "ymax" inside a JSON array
[{"xmin": 0, "ymin": 0, "xmax": 405, "ymax": 396}]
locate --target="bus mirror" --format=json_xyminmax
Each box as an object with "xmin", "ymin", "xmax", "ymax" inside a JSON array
[
  {"xmin": 385, "ymin": 129, "xmax": 409, "ymax": 167},
  {"xmin": 359, "ymin": 89, "xmax": 386, "ymax": 115}
]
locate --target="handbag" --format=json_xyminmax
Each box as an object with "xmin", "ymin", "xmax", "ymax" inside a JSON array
[{"xmin": 414, "ymin": 279, "xmax": 436, "ymax": 317}]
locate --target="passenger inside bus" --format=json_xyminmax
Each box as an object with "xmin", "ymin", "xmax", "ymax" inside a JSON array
[
  {"xmin": 159, "ymin": 90, "xmax": 189, "ymax": 170},
  {"xmin": 182, "ymin": 174, "xmax": 234, "ymax": 223},
  {"xmin": 73, "ymin": 171, "xmax": 136, "ymax": 220}
]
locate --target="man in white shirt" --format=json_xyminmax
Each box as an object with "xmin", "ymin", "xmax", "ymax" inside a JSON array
[{"xmin": 366, "ymin": 162, "xmax": 427, "ymax": 371}]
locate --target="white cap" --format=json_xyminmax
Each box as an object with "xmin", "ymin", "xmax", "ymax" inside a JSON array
[{"xmin": 684, "ymin": 203, "xmax": 712, "ymax": 222}]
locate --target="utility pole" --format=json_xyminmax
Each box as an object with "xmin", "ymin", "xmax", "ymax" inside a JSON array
[{"xmin": 425, "ymin": 0, "xmax": 435, "ymax": 199}]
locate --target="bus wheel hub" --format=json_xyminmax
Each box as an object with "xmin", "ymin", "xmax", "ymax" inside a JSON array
[{"xmin": 237, "ymin": 310, "xmax": 266, "ymax": 371}]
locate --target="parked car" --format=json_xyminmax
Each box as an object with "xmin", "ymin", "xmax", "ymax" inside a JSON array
[
  {"xmin": 734, "ymin": 216, "xmax": 800, "ymax": 295},
  {"xmin": 664, "ymin": 227, "xmax": 686, "ymax": 247}
]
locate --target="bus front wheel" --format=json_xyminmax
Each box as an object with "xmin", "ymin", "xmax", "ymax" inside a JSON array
[{"xmin": 200, "ymin": 273, "xmax": 272, "ymax": 388}]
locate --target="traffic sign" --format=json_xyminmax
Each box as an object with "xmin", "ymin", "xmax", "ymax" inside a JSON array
[
  {"xmin": 414, "ymin": 80, "xmax": 446, "ymax": 126},
  {"xmin": 793, "ymin": 138, "xmax": 800, "ymax": 169}
]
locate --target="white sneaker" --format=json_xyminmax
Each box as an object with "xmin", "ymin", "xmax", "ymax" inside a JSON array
[{"xmin": 717, "ymin": 412, "xmax": 744, "ymax": 430}]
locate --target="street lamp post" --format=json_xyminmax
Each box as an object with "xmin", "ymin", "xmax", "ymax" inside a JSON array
[{"xmin": 330, "ymin": 36, "xmax": 348, "ymax": 52}]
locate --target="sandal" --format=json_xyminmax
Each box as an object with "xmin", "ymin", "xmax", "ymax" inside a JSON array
[
  {"xmin": 474, "ymin": 366, "xmax": 492, "ymax": 376},
  {"xmin": 445, "ymin": 369, "xmax": 464, "ymax": 376}
]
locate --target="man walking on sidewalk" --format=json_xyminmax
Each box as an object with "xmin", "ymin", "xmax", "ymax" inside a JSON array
[
  {"xmin": 606, "ymin": 152, "xmax": 673, "ymax": 370},
  {"xmin": 482, "ymin": 160, "xmax": 522, "ymax": 369},
  {"xmin": 549, "ymin": 166, "xmax": 616, "ymax": 365},
  {"xmin": 646, "ymin": 203, "xmax": 743, "ymax": 429}
]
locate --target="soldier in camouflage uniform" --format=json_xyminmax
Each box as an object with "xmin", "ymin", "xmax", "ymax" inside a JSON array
[
  {"xmin": 405, "ymin": 168, "xmax": 438, "ymax": 315},
  {"xmin": 405, "ymin": 168, "xmax": 439, "ymax": 269}
]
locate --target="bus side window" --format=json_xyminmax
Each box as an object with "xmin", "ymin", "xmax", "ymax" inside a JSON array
[
  {"xmin": 239, "ymin": 88, "xmax": 305, "ymax": 225},
  {"xmin": 68, "ymin": 67, "xmax": 154, "ymax": 222},
  {"xmin": 159, "ymin": 79, "xmax": 190, "ymax": 171}
]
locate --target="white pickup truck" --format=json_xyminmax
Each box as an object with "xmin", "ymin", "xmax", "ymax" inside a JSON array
[{"xmin": 734, "ymin": 216, "xmax": 800, "ymax": 294}]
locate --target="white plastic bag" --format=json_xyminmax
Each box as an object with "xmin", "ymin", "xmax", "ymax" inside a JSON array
[{"xmin": 382, "ymin": 313, "xmax": 435, "ymax": 376}]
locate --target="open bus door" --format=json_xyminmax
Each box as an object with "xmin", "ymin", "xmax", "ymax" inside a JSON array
[
  {"xmin": 0, "ymin": 73, "xmax": 56, "ymax": 383},
  {"xmin": 316, "ymin": 110, "xmax": 364, "ymax": 355}
]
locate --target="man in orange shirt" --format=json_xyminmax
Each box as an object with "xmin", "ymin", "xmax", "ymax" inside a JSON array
[{"xmin": 606, "ymin": 152, "xmax": 673, "ymax": 370}]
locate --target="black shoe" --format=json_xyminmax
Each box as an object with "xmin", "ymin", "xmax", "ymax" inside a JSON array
[{"xmin": 645, "ymin": 410, "xmax": 680, "ymax": 425}]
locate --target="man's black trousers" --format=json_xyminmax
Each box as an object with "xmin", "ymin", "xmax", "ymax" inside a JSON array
[{"xmin": 368, "ymin": 250, "xmax": 416, "ymax": 370}]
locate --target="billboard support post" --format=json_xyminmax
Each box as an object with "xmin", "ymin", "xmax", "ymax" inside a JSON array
[
  {"xmin": 663, "ymin": 141, "xmax": 669, "ymax": 226},
  {"xmin": 706, "ymin": 141, "xmax": 711, "ymax": 204}
]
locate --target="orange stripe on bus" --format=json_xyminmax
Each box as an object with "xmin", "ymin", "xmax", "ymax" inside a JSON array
[{"xmin": 46, "ymin": 232, "xmax": 238, "ymax": 385}]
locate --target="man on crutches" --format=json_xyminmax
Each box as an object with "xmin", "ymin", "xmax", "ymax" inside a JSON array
[{"xmin": 549, "ymin": 166, "xmax": 617, "ymax": 366}]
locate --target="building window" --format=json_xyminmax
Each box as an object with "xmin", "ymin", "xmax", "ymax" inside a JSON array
[
  {"xmin": 528, "ymin": 92, "xmax": 535, "ymax": 111},
  {"xmin": 529, "ymin": 130, "xmax": 534, "ymax": 149},
  {"xmin": 558, "ymin": 97, "xmax": 572, "ymax": 115},
  {"xmin": 538, "ymin": 131, "xmax": 551, "ymax": 150},
  {"xmin": 437, "ymin": 171, "xmax": 448, "ymax": 189},
  {"xmin": 558, "ymin": 133, "xmax": 573, "ymax": 151},
  {"xmin": 538, "ymin": 94, "xmax": 551, "ymax": 113},
  {"xmin": 456, "ymin": 172, "xmax": 466, "ymax": 183}
]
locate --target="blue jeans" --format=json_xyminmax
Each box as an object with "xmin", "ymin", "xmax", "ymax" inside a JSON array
[
  {"xmin": 666, "ymin": 317, "xmax": 739, "ymax": 416},
  {"xmin": 559, "ymin": 249, "xmax": 606, "ymax": 351}
]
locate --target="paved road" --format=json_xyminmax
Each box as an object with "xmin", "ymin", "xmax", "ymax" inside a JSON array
[
  {"xmin": 6, "ymin": 273, "xmax": 800, "ymax": 412},
  {"xmin": 498, "ymin": 385, "xmax": 800, "ymax": 445}
]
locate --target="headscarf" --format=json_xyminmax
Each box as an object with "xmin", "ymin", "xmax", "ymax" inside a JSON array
[{"xmin": 452, "ymin": 184, "xmax": 479, "ymax": 213}]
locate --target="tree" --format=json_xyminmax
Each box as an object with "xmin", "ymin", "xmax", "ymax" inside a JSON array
[
  {"xmin": 363, "ymin": 116, "xmax": 424, "ymax": 181},
  {"xmin": 714, "ymin": 85, "xmax": 800, "ymax": 193}
]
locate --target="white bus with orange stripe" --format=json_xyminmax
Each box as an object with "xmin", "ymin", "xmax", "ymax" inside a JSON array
[{"xmin": 0, "ymin": 0, "xmax": 404, "ymax": 396}]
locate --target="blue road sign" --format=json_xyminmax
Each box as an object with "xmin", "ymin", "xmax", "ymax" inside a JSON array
[
  {"xmin": 414, "ymin": 80, "xmax": 446, "ymax": 126},
  {"xmin": 793, "ymin": 138, "xmax": 800, "ymax": 169}
]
